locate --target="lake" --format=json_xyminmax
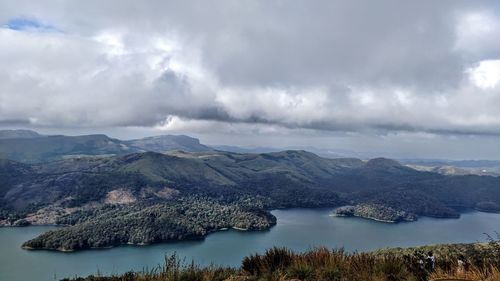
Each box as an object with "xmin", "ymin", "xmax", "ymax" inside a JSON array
[{"xmin": 1, "ymin": 209, "xmax": 500, "ymax": 281}]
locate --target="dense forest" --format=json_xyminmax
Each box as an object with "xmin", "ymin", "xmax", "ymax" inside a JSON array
[
  {"xmin": 22, "ymin": 196, "xmax": 275, "ymax": 251},
  {"xmin": 335, "ymin": 203, "xmax": 418, "ymax": 222}
]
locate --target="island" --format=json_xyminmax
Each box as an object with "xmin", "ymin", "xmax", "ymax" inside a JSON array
[
  {"xmin": 334, "ymin": 203, "xmax": 417, "ymax": 223},
  {"xmin": 21, "ymin": 197, "xmax": 276, "ymax": 251}
]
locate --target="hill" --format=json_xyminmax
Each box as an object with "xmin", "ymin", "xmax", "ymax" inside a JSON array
[
  {"xmin": 126, "ymin": 135, "xmax": 212, "ymax": 152},
  {"xmin": 403, "ymin": 159, "xmax": 500, "ymax": 177},
  {"xmin": 0, "ymin": 150, "xmax": 499, "ymax": 251}
]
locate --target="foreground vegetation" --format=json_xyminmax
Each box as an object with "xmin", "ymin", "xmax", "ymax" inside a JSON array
[{"xmin": 62, "ymin": 237, "xmax": 500, "ymax": 281}]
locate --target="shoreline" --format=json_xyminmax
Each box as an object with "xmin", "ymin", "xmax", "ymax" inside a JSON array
[
  {"xmin": 331, "ymin": 213, "xmax": 398, "ymax": 223},
  {"xmin": 332, "ymin": 212, "xmax": 462, "ymax": 223}
]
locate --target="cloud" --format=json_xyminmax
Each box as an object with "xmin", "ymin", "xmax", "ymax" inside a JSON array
[
  {"xmin": 0, "ymin": 0, "xmax": 500, "ymax": 139},
  {"xmin": 467, "ymin": 59, "xmax": 500, "ymax": 89},
  {"xmin": 454, "ymin": 10, "xmax": 500, "ymax": 60}
]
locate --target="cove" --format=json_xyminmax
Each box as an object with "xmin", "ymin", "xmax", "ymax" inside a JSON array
[{"xmin": 1, "ymin": 209, "xmax": 500, "ymax": 281}]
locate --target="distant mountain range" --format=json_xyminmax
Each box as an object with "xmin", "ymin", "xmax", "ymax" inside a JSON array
[
  {"xmin": 0, "ymin": 129, "xmax": 212, "ymax": 163},
  {"xmin": 214, "ymin": 144, "xmax": 500, "ymax": 176},
  {"xmin": 400, "ymin": 159, "xmax": 500, "ymax": 168},
  {"xmin": 2, "ymin": 129, "xmax": 499, "ymax": 177}
]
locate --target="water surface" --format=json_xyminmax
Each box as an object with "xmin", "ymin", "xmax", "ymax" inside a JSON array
[{"xmin": 1, "ymin": 209, "xmax": 499, "ymax": 281}]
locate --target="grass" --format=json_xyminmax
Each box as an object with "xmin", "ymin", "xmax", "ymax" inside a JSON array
[{"xmin": 62, "ymin": 236, "xmax": 500, "ymax": 281}]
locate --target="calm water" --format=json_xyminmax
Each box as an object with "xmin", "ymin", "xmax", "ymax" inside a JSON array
[{"xmin": 1, "ymin": 209, "xmax": 500, "ymax": 281}]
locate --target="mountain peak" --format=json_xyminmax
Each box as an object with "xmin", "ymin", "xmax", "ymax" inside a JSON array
[
  {"xmin": 127, "ymin": 135, "xmax": 211, "ymax": 153},
  {"xmin": 365, "ymin": 158, "xmax": 402, "ymax": 168}
]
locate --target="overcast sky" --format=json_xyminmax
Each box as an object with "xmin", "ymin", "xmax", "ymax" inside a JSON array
[{"xmin": 1, "ymin": 1, "xmax": 500, "ymax": 159}]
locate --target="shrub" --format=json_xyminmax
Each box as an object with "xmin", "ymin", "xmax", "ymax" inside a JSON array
[
  {"xmin": 287, "ymin": 263, "xmax": 315, "ymax": 280},
  {"xmin": 242, "ymin": 247, "xmax": 293, "ymax": 275}
]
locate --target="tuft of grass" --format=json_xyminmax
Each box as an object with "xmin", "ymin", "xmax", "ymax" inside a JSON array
[
  {"xmin": 242, "ymin": 247, "xmax": 294, "ymax": 276},
  {"xmin": 287, "ymin": 263, "xmax": 315, "ymax": 280}
]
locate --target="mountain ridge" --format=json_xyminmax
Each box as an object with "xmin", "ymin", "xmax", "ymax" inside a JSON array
[{"xmin": 0, "ymin": 130, "xmax": 213, "ymax": 163}]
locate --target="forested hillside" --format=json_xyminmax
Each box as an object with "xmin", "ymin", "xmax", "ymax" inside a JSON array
[{"xmin": 1, "ymin": 149, "xmax": 500, "ymax": 250}]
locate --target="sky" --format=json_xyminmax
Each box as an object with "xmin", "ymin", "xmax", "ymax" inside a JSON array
[{"xmin": 0, "ymin": 1, "xmax": 500, "ymax": 159}]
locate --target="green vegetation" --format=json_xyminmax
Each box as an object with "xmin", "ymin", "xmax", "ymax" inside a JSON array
[
  {"xmin": 22, "ymin": 197, "xmax": 275, "ymax": 251},
  {"xmin": 61, "ymin": 238, "xmax": 500, "ymax": 281},
  {"xmin": 2, "ymin": 148, "xmax": 500, "ymax": 251},
  {"xmin": 335, "ymin": 204, "xmax": 417, "ymax": 222},
  {"xmin": 475, "ymin": 201, "xmax": 500, "ymax": 212}
]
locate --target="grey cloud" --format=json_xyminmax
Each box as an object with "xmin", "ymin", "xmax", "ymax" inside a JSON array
[
  {"xmin": 199, "ymin": 1, "xmax": 464, "ymax": 90},
  {"xmin": 0, "ymin": 0, "xmax": 500, "ymax": 140},
  {"xmin": 0, "ymin": 1, "xmax": 472, "ymax": 88}
]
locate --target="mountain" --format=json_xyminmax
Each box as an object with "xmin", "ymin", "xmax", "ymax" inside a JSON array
[
  {"xmin": 126, "ymin": 135, "xmax": 212, "ymax": 152},
  {"xmin": 0, "ymin": 130, "xmax": 213, "ymax": 163},
  {"xmin": 212, "ymin": 145, "xmax": 280, "ymax": 154},
  {"xmin": 3, "ymin": 150, "xmax": 500, "ymax": 217},
  {"xmin": 1, "ymin": 150, "xmax": 500, "ymax": 250},
  {"xmin": 0, "ymin": 150, "xmax": 351, "ymax": 212},
  {"xmin": 403, "ymin": 159, "xmax": 500, "ymax": 177},
  {"xmin": 401, "ymin": 159, "xmax": 500, "ymax": 168},
  {"xmin": 0, "ymin": 133, "xmax": 131, "ymax": 163},
  {"xmin": 212, "ymin": 145, "xmax": 347, "ymax": 158},
  {"xmin": 0, "ymin": 159, "xmax": 33, "ymax": 198}
]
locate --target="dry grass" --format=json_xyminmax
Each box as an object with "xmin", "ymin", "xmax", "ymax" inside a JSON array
[
  {"xmin": 63, "ymin": 241, "xmax": 500, "ymax": 281},
  {"xmin": 430, "ymin": 266, "xmax": 500, "ymax": 281}
]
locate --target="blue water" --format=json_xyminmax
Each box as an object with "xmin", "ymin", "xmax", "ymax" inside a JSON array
[{"xmin": 1, "ymin": 209, "xmax": 499, "ymax": 281}]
